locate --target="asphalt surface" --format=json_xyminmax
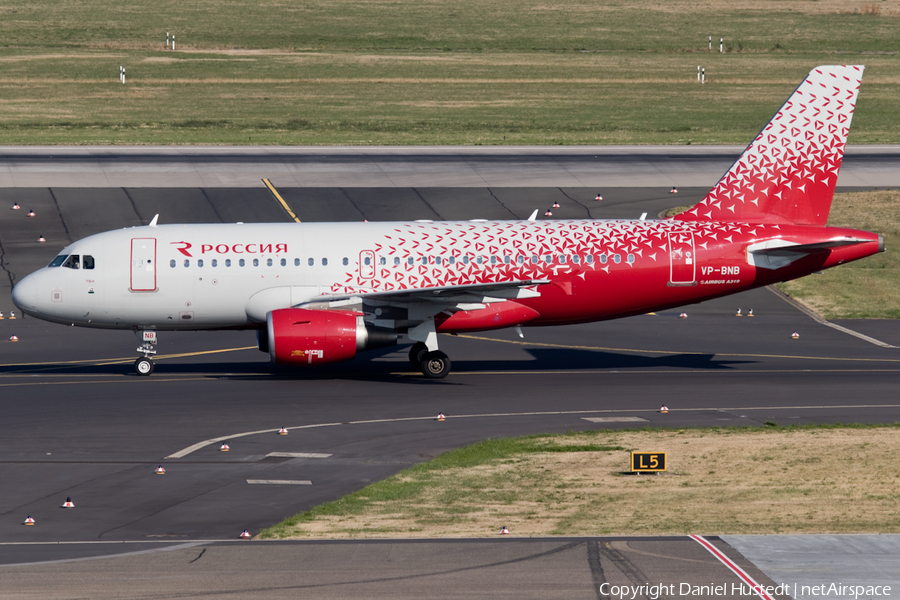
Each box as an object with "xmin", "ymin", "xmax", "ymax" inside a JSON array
[{"xmin": 1, "ymin": 174, "xmax": 898, "ymax": 596}]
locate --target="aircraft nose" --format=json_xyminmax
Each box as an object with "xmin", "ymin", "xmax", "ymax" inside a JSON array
[{"xmin": 11, "ymin": 273, "xmax": 38, "ymax": 314}]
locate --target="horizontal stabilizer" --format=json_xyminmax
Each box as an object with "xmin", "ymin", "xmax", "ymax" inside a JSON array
[{"xmin": 747, "ymin": 237, "xmax": 872, "ymax": 270}]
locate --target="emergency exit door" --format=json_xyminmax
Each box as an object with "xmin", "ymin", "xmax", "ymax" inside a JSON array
[{"xmin": 130, "ymin": 238, "xmax": 157, "ymax": 291}]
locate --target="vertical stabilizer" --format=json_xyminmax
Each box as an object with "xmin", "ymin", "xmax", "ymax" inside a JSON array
[{"xmin": 675, "ymin": 65, "xmax": 864, "ymax": 225}]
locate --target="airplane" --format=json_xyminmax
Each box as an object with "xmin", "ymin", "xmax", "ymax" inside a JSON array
[{"xmin": 11, "ymin": 65, "xmax": 883, "ymax": 379}]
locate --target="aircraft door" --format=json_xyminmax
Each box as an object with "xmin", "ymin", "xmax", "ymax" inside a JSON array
[
  {"xmin": 130, "ymin": 238, "xmax": 157, "ymax": 291},
  {"xmin": 359, "ymin": 250, "xmax": 375, "ymax": 279},
  {"xmin": 668, "ymin": 231, "xmax": 696, "ymax": 286}
]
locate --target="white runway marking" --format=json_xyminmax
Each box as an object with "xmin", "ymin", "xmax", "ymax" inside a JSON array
[
  {"xmin": 582, "ymin": 417, "xmax": 648, "ymax": 423},
  {"xmin": 247, "ymin": 479, "xmax": 312, "ymax": 485},
  {"xmin": 166, "ymin": 404, "xmax": 900, "ymax": 459},
  {"xmin": 266, "ymin": 452, "xmax": 332, "ymax": 459}
]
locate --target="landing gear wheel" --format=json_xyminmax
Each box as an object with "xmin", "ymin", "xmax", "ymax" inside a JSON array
[
  {"xmin": 134, "ymin": 357, "xmax": 154, "ymax": 376},
  {"xmin": 409, "ymin": 342, "xmax": 429, "ymax": 368},
  {"xmin": 420, "ymin": 351, "xmax": 451, "ymax": 379}
]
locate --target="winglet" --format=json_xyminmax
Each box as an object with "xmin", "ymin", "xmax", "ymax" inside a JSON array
[
  {"xmin": 149, "ymin": 214, "xmax": 159, "ymax": 228},
  {"xmin": 675, "ymin": 65, "xmax": 864, "ymax": 226},
  {"xmin": 527, "ymin": 209, "xmax": 538, "ymax": 222}
]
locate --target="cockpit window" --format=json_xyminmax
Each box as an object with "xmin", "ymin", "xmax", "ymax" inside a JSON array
[
  {"xmin": 62, "ymin": 255, "xmax": 80, "ymax": 269},
  {"xmin": 48, "ymin": 255, "xmax": 67, "ymax": 267},
  {"xmin": 83, "ymin": 255, "xmax": 95, "ymax": 270}
]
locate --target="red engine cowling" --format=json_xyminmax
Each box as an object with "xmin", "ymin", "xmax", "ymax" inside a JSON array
[{"xmin": 267, "ymin": 308, "xmax": 365, "ymax": 366}]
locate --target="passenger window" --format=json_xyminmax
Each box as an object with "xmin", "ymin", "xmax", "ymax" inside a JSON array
[
  {"xmin": 239, "ymin": 259, "xmax": 245, "ymax": 267},
  {"xmin": 448, "ymin": 256, "xmax": 455, "ymax": 265},
  {"xmin": 183, "ymin": 259, "xmax": 190, "ymax": 268},
  {"xmin": 599, "ymin": 254, "xmax": 607, "ymax": 264},
  {"xmin": 627, "ymin": 254, "xmax": 635, "ymax": 264},
  {"xmin": 253, "ymin": 258, "xmax": 259, "ymax": 267},
  {"xmin": 294, "ymin": 258, "xmax": 300, "ymax": 266},
  {"xmin": 586, "ymin": 255, "xmax": 594, "ymax": 264},
  {"xmin": 197, "ymin": 259, "xmax": 204, "ymax": 267},
  {"xmin": 558, "ymin": 255, "xmax": 566, "ymax": 264},
  {"xmin": 380, "ymin": 257, "xmax": 386, "ymax": 266},
  {"xmin": 170, "ymin": 259, "xmax": 176, "ymax": 268},
  {"xmin": 62, "ymin": 255, "xmax": 80, "ymax": 269},
  {"xmin": 267, "ymin": 258, "xmax": 273, "ymax": 267},
  {"xmin": 613, "ymin": 254, "xmax": 621, "ymax": 264},
  {"xmin": 504, "ymin": 256, "xmax": 511, "ymax": 264},
  {"xmin": 476, "ymin": 256, "xmax": 483, "ymax": 265},
  {"xmin": 408, "ymin": 257, "xmax": 414, "ymax": 266},
  {"xmin": 544, "ymin": 255, "xmax": 552, "ymax": 264},
  {"xmin": 308, "ymin": 258, "xmax": 314, "ymax": 266},
  {"xmin": 531, "ymin": 255, "xmax": 538, "ymax": 264},
  {"xmin": 517, "ymin": 256, "xmax": 524, "ymax": 264},
  {"xmin": 280, "ymin": 258, "xmax": 286, "ymax": 267},
  {"xmin": 211, "ymin": 259, "xmax": 217, "ymax": 267},
  {"xmin": 490, "ymin": 256, "xmax": 497, "ymax": 265},
  {"xmin": 343, "ymin": 257, "xmax": 349, "ymax": 266},
  {"xmin": 83, "ymin": 255, "xmax": 95, "ymax": 270},
  {"xmin": 421, "ymin": 257, "xmax": 428, "ymax": 265},
  {"xmin": 364, "ymin": 257, "xmax": 371, "ymax": 266},
  {"xmin": 463, "ymin": 256, "xmax": 470, "ymax": 265},
  {"xmin": 572, "ymin": 255, "xmax": 580, "ymax": 264},
  {"xmin": 394, "ymin": 257, "xmax": 400, "ymax": 266},
  {"xmin": 322, "ymin": 258, "xmax": 328, "ymax": 266},
  {"xmin": 435, "ymin": 256, "xmax": 442, "ymax": 265},
  {"xmin": 48, "ymin": 255, "xmax": 67, "ymax": 267},
  {"xmin": 226, "ymin": 259, "xmax": 232, "ymax": 267}
]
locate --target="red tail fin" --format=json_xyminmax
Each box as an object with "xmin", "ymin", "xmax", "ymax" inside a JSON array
[{"xmin": 675, "ymin": 65, "xmax": 864, "ymax": 226}]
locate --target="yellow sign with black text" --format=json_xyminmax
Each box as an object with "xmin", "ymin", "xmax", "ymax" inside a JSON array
[{"xmin": 631, "ymin": 452, "xmax": 666, "ymax": 472}]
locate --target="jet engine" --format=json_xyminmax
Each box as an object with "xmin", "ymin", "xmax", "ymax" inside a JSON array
[{"xmin": 266, "ymin": 308, "xmax": 396, "ymax": 366}]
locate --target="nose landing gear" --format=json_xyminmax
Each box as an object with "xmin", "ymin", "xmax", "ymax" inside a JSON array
[{"xmin": 134, "ymin": 330, "xmax": 157, "ymax": 376}]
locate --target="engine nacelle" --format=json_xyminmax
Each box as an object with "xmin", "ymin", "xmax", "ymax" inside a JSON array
[{"xmin": 266, "ymin": 308, "xmax": 396, "ymax": 366}]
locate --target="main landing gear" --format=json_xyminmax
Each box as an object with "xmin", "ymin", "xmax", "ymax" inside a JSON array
[
  {"xmin": 134, "ymin": 330, "xmax": 157, "ymax": 376},
  {"xmin": 409, "ymin": 341, "xmax": 452, "ymax": 379}
]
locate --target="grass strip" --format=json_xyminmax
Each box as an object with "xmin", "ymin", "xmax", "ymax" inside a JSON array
[
  {"xmin": 0, "ymin": 0, "xmax": 898, "ymax": 144},
  {"xmin": 261, "ymin": 423, "xmax": 900, "ymax": 539}
]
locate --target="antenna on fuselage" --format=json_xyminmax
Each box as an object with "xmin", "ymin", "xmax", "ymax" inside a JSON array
[
  {"xmin": 527, "ymin": 210, "xmax": 538, "ymax": 222},
  {"xmin": 149, "ymin": 214, "xmax": 159, "ymax": 227}
]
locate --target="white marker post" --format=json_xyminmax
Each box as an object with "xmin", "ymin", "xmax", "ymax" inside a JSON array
[
  {"xmin": 172, "ymin": 35, "xmax": 175, "ymax": 51},
  {"xmin": 121, "ymin": 67, "xmax": 125, "ymax": 84},
  {"xmin": 720, "ymin": 38, "xmax": 723, "ymax": 53},
  {"xmin": 701, "ymin": 68, "xmax": 705, "ymax": 85},
  {"xmin": 697, "ymin": 66, "xmax": 701, "ymax": 82},
  {"xmin": 166, "ymin": 32, "xmax": 169, "ymax": 49},
  {"xmin": 708, "ymin": 36, "xmax": 712, "ymax": 51}
]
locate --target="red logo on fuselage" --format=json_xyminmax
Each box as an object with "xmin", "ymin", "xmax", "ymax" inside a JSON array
[{"xmin": 171, "ymin": 241, "xmax": 193, "ymax": 257}]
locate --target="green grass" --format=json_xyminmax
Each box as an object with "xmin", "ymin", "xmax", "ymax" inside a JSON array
[
  {"xmin": 0, "ymin": 0, "xmax": 898, "ymax": 144},
  {"xmin": 260, "ymin": 423, "xmax": 900, "ymax": 539},
  {"xmin": 776, "ymin": 190, "xmax": 900, "ymax": 319}
]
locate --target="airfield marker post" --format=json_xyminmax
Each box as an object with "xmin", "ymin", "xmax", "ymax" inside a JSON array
[
  {"xmin": 708, "ymin": 36, "xmax": 711, "ymax": 51},
  {"xmin": 697, "ymin": 66, "xmax": 701, "ymax": 82},
  {"xmin": 172, "ymin": 35, "xmax": 175, "ymax": 51},
  {"xmin": 166, "ymin": 32, "xmax": 169, "ymax": 49},
  {"xmin": 720, "ymin": 38, "xmax": 723, "ymax": 53},
  {"xmin": 702, "ymin": 68, "xmax": 705, "ymax": 84}
]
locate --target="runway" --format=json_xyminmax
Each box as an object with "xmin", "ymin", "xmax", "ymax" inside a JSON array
[{"xmin": 1, "ymin": 152, "xmax": 899, "ymax": 595}]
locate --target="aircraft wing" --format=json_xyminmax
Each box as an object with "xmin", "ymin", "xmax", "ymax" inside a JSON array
[{"xmin": 303, "ymin": 279, "xmax": 551, "ymax": 306}]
